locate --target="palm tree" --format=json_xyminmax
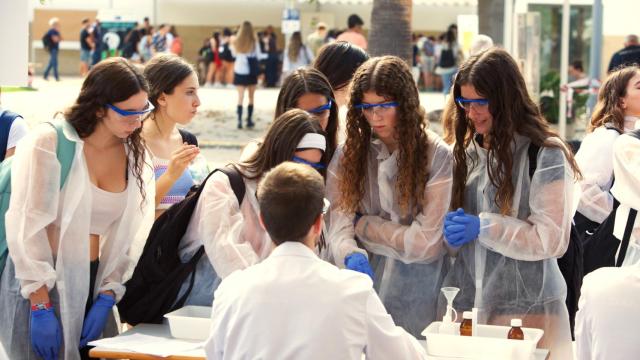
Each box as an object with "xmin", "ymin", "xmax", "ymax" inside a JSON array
[{"xmin": 367, "ymin": 0, "xmax": 413, "ymax": 63}]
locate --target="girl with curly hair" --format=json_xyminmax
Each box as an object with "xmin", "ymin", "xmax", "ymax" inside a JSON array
[
  {"xmin": 444, "ymin": 48, "xmax": 581, "ymax": 359},
  {"xmin": 574, "ymin": 65, "xmax": 640, "ymax": 238},
  {"xmin": 0, "ymin": 57, "xmax": 156, "ymax": 359},
  {"xmin": 326, "ymin": 55, "xmax": 453, "ymax": 336}
]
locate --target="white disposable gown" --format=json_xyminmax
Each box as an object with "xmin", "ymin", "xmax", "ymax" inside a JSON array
[
  {"xmin": 610, "ymin": 131, "xmax": 640, "ymax": 266},
  {"xmin": 326, "ymin": 130, "xmax": 452, "ymax": 337},
  {"xmin": 443, "ymin": 134, "xmax": 577, "ymax": 360},
  {"xmin": 0, "ymin": 121, "xmax": 155, "ymax": 359},
  {"xmin": 575, "ymin": 116, "xmax": 640, "ymax": 223}
]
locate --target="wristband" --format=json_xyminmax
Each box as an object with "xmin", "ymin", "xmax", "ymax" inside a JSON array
[{"xmin": 31, "ymin": 302, "xmax": 53, "ymax": 311}]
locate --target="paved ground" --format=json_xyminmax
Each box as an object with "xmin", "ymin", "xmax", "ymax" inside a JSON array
[{"xmin": 1, "ymin": 76, "xmax": 447, "ymax": 168}]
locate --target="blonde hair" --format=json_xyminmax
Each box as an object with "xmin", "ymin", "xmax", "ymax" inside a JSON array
[
  {"xmin": 49, "ymin": 17, "xmax": 59, "ymax": 27},
  {"xmin": 233, "ymin": 21, "xmax": 256, "ymax": 54}
]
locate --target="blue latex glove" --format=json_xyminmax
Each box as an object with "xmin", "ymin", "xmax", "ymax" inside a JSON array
[
  {"xmin": 30, "ymin": 307, "xmax": 62, "ymax": 360},
  {"xmin": 344, "ymin": 252, "xmax": 374, "ymax": 280},
  {"xmin": 79, "ymin": 293, "xmax": 116, "ymax": 348},
  {"xmin": 445, "ymin": 214, "xmax": 480, "ymax": 247}
]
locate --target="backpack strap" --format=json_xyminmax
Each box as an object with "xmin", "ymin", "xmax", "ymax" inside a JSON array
[
  {"xmin": 219, "ymin": 166, "xmax": 246, "ymax": 206},
  {"xmin": 527, "ymin": 142, "xmax": 541, "ymax": 179},
  {"xmin": 46, "ymin": 120, "xmax": 76, "ymax": 188},
  {"xmin": 616, "ymin": 208, "xmax": 638, "ymax": 267},
  {"xmin": 0, "ymin": 110, "xmax": 22, "ymax": 162}
]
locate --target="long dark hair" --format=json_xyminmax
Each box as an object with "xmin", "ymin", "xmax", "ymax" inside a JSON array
[
  {"xmin": 239, "ymin": 109, "xmax": 326, "ymax": 180},
  {"xmin": 340, "ymin": 56, "xmax": 430, "ymax": 215},
  {"xmin": 312, "ymin": 41, "xmax": 369, "ymax": 91},
  {"xmin": 275, "ymin": 68, "xmax": 338, "ymax": 163},
  {"xmin": 450, "ymin": 48, "xmax": 581, "ymax": 215},
  {"xmin": 588, "ymin": 65, "xmax": 639, "ymax": 132},
  {"xmin": 63, "ymin": 57, "xmax": 149, "ymax": 202}
]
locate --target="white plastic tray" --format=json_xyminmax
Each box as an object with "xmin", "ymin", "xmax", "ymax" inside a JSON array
[
  {"xmin": 164, "ymin": 305, "xmax": 212, "ymax": 341},
  {"xmin": 421, "ymin": 321, "xmax": 544, "ymax": 359}
]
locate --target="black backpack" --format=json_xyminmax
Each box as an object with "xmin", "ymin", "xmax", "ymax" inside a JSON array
[
  {"xmin": 42, "ymin": 32, "xmax": 52, "ymax": 51},
  {"xmin": 527, "ymin": 142, "xmax": 583, "ymax": 339},
  {"xmin": 117, "ymin": 166, "xmax": 245, "ymax": 325},
  {"xmin": 582, "ymin": 128, "xmax": 640, "ymax": 274},
  {"xmin": 439, "ymin": 47, "xmax": 456, "ymax": 68}
]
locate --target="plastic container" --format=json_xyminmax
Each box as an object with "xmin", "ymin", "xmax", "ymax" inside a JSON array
[
  {"xmin": 164, "ymin": 305, "xmax": 212, "ymax": 340},
  {"xmin": 422, "ymin": 321, "xmax": 544, "ymax": 359}
]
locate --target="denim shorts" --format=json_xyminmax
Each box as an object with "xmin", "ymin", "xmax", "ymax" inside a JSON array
[{"xmin": 80, "ymin": 49, "xmax": 92, "ymax": 63}]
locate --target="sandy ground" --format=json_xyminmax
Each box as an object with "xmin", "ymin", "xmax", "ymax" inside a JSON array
[{"xmin": 1, "ymin": 76, "xmax": 447, "ymax": 168}]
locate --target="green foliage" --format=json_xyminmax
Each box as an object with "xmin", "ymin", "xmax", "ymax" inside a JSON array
[{"xmin": 539, "ymin": 70, "xmax": 560, "ymax": 124}]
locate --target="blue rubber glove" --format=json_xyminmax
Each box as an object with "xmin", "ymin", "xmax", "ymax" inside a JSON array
[
  {"xmin": 344, "ymin": 252, "xmax": 374, "ymax": 280},
  {"xmin": 79, "ymin": 293, "xmax": 116, "ymax": 348},
  {"xmin": 30, "ymin": 307, "xmax": 62, "ymax": 360},
  {"xmin": 445, "ymin": 214, "xmax": 480, "ymax": 247}
]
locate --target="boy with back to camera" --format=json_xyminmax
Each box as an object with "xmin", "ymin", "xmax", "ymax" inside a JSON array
[{"xmin": 204, "ymin": 162, "xmax": 427, "ymax": 360}]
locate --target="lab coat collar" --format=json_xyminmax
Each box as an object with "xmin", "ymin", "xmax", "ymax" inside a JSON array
[
  {"xmin": 371, "ymin": 138, "xmax": 395, "ymax": 160},
  {"xmin": 623, "ymin": 115, "xmax": 640, "ymax": 131},
  {"xmin": 269, "ymin": 242, "xmax": 318, "ymax": 260}
]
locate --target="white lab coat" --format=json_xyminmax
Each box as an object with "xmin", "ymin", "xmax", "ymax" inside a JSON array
[
  {"xmin": 326, "ymin": 130, "xmax": 452, "ymax": 336},
  {"xmin": 575, "ymin": 266, "xmax": 640, "ymax": 360},
  {"xmin": 610, "ymin": 131, "xmax": 640, "ymax": 266},
  {"xmin": 443, "ymin": 134, "xmax": 577, "ymax": 360},
  {"xmin": 0, "ymin": 120, "xmax": 155, "ymax": 359},
  {"xmin": 204, "ymin": 242, "xmax": 427, "ymax": 360},
  {"xmin": 575, "ymin": 116, "xmax": 640, "ymax": 223}
]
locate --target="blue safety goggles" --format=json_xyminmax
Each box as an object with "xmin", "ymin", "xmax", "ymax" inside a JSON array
[
  {"xmin": 353, "ymin": 101, "xmax": 399, "ymax": 110},
  {"xmin": 292, "ymin": 156, "xmax": 326, "ymax": 170},
  {"xmin": 307, "ymin": 99, "xmax": 333, "ymax": 114},
  {"xmin": 106, "ymin": 101, "xmax": 155, "ymax": 117},
  {"xmin": 455, "ymin": 97, "xmax": 489, "ymax": 110}
]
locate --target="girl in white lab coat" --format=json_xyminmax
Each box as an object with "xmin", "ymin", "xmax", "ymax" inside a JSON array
[
  {"xmin": 0, "ymin": 58, "xmax": 156, "ymax": 360},
  {"xmin": 574, "ymin": 65, "xmax": 640, "ymax": 236},
  {"xmin": 326, "ymin": 55, "xmax": 453, "ymax": 337},
  {"xmin": 443, "ymin": 48, "xmax": 581, "ymax": 359},
  {"xmin": 175, "ymin": 109, "xmax": 329, "ymax": 306}
]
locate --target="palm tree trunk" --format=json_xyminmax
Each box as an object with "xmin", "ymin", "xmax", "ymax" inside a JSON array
[{"xmin": 368, "ymin": 0, "xmax": 412, "ymax": 64}]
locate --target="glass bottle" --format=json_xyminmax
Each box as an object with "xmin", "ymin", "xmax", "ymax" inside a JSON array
[
  {"xmin": 460, "ymin": 311, "xmax": 472, "ymax": 336},
  {"xmin": 507, "ymin": 319, "xmax": 524, "ymax": 340}
]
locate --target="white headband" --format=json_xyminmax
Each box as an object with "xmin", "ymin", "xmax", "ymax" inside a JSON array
[{"xmin": 296, "ymin": 133, "xmax": 326, "ymax": 152}]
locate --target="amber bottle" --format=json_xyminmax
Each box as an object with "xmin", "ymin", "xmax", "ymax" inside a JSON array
[
  {"xmin": 507, "ymin": 319, "xmax": 524, "ymax": 340},
  {"xmin": 460, "ymin": 311, "xmax": 472, "ymax": 336}
]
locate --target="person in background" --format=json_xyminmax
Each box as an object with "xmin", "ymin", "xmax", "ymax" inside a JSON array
[
  {"xmin": 91, "ymin": 19, "xmax": 103, "ymax": 67},
  {"xmin": 411, "ymin": 33, "xmax": 421, "ymax": 85},
  {"xmin": 469, "ymin": 34, "xmax": 494, "ymax": 57},
  {"xmin": 444, "ymin": 48, "xmax": 579, "ymax": 359},
  {"xmin": 43, "ymin": 17, "xmax": 62, "ymax": 81},
  {"xmin": 420, "ymin": 36, "xmax": 436, "ymax": 91},
  {"xmin": 282, "ymin": 31, "xmax": 314, "ymax": 80},
  {"xmin": 574, "ymin": 66, "xmax": 640, "ymax": 239},
  {"xmin": 204, "ymin": 32, "xmax": 222, "ymax": 87},
  {"xmin": 79, "ymin": 18, "xmax": 94, "ymax": 77},
  {"xmin": 137, "ymin": 27, "xmax": 154, "ymax": 63},
  {"xmin": 232, "ymin": 21, "xmax": 266, "ymax": 129},
  {"xmin": 336, "ymin": 14, "xmax": 368, "ymax": 50},
  {"xmin": 261, "ymin": 25, "xmax": 279, "ymax": 88},
  {"xmin": 0, "ymin": 57, "xmax": 155, "ymax": 360},
  {"xmin": 0, "ymin": 90, "xmax": 30, "ymax": 161},
  {"xmin": 140, "ymin": 54, "xmax": 204, "ymax": 222},
  {"xmin": 217, "ymin": 28, "xmax": 236, "ymax": 88},
  {"xmin": 434, "ymin": 27, "xmax": 461, "ymax": 97},
  {"xmin": 312, "ymin": 41, "xmax": 369, "ymax": 108},
  {"xmin": 327, "ymin": 56, "xmax": 452, "ymax": 337},
  {"xmin": 122, "ymin": 22, "xmax": 142, "ymax": 61},
  {"xmin": 607, "ymin": 34, "xmax": 640, "ymax": 73},
  {"xmin": 169, "ymin": 25, "xmax": 183, "ymax": 56},
  {"xmin": 152, "ymin": 24, "xmax": 169, "ymax": 54},
  {"xmin": 204, "ymin": 161, "xmax": 428, "ymax": 360},
  {"xmin": 306, "ymin": 22, "xmax": 328, "ymax": 57}
]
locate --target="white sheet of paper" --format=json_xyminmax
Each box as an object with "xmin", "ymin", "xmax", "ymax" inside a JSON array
[{"xmin": 88, "ymin": 333, "xmax": 203, "ymax": 357}]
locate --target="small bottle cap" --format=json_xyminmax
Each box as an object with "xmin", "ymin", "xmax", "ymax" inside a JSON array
[
  {"xmin": 511, "ymin": 319, "xmax": 522, "ymax": 327},
  {"xmin": 463, "ymin": 311, "xmax": 472, "ymax": 319}
]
